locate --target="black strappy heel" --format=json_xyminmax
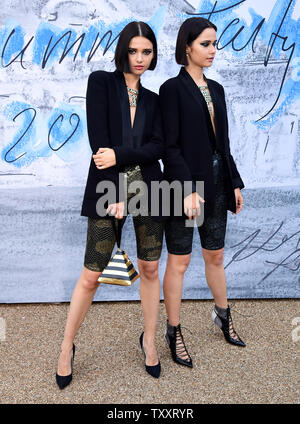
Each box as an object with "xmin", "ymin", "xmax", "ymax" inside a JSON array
[
  {"xmin": 211, "ymin": 306, "xmax": 246, "ymax": 347},
  {"xmin": 165, "ymin": 320, "xmax": 193, "ymax": 368}
]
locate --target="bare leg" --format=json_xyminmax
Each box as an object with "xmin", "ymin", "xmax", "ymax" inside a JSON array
[
  {"xmin": 202, "ymin": 247, "xmax": 241, "ymax": 341},
  {"xmin": 57, "ymin": 266, "xmax": 101, "ymax": 376},
  {"xmin": 202, "ymin": 248, "xmax": 227, "ymax": 308},
  {"xmin": 163, "ymin": 253, "xmax": 191, "ymax": 326},
  {"xmin": 163, "ymin": 253, "xmax": 191, "ymax": 361},
  {"xmin": 138, "ymin": 259, "xmax": 160, "ymax": 366}
]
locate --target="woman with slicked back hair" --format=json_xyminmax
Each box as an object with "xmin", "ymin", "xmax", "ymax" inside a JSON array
[
  {"xmin": 159, "ymin": 17, "xmax": 246, "ymax": 369},
  {"xmin": 56, "ymin": 21, "xmax": 165, "ymax": 388}
]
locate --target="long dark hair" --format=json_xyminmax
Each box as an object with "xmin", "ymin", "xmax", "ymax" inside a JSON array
[
  {"xmin": 175, "ymin": 17, "xmax": 217, "ymax": 65},
  {"xmin": 115, "ymin": 21, "xmax": 157, "ymax": 72}
]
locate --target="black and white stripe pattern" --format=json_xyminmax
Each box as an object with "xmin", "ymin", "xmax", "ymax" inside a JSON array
[{"xmin": 98, "ymin": 248, "xmax": 139, "ymax": 286}]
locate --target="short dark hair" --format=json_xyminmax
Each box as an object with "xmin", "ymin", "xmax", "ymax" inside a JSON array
[
  {"xmin": 114, "ymin": 21, "xmax": 157, "ymax": 72},
  {"xmin": 175, "ymin": 17, "xmax": 217, "ymax": 65}
]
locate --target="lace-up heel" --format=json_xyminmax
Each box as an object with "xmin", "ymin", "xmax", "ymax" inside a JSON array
[
  {"xmin": 211, "ymin": 306, "xmax": 246, "ymax": 347},
  {"xmin": 165, "ymin": 320, "xmax": 193, "ymax": 368}
]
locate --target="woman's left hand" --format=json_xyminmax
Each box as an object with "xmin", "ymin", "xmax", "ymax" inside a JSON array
[
  {"xmin": 93, "ymin": 148, "xmax": 116, "ymax": 170},
  {"xmin": 232, "ymin": 188, "xmax": 244, "ymax": 214}
]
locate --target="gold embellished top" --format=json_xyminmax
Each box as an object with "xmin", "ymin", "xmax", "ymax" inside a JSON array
[
  {"xmin": 198, "ymin": 85, "xmax": 213, "ymax": 115},
  {"xmin": 198, "ymin": 85, "xmax": 216, "ymax": 136},
  {"xmin": 127, "ymin": 87, "xmax": 138, "ymax": 107}
]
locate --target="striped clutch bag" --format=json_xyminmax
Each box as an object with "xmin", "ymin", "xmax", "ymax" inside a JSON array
[
  {"xmin": 98, "ymin": 247, "xmax": 139, "ymax": 286},
  {"xmin": 97, "ymin": 218, "xmax": 140, "ymax": 286}
]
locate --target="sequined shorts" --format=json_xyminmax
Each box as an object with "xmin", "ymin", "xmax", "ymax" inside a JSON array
[
  {"xmin": 165, "ymin": 153, "xmax": 230, "ymax": 253},
  {"xmin": 84, "ymin": 165, "xmax": 164, "ymax": 272}
]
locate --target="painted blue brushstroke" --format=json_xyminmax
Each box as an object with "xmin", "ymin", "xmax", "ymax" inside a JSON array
[
  {"xmin": 81, "ymin": 5, "xmax": 167, "ymax": 57},
  {"xmin": 254, "ymin": 73, "xmax": 300, "ymax": 131},
  {"xmin": 181, "ymin": 0, "xmax": 298, "ymax": 56},
  {"xmin": 181, "ymin": 0, "xmax": 300, "ymax": 128},
  {"xmin": 78, "ymin": 23, "xmax": 101, "ymax": 58},
  {"xmin": 1, "ymin": 101, "xmax": 45, "ymax": 168},
  {"xmin": 47, "ymin": 103, "xmax": 86, "ymax": 162},
  {"xmin": 79, "ymin": 18, "xmax": 131, "ymax": 58},
  {"xmin": 1, "ymin": 2, "xmax": 297, "ymax": 169},
  {"xmin": 0, "ymin": 19, "xmax": 26, "ymax": 66},
  {"xmin": 33, "ymin": 21, "xmax": 75, "ymax": 67},
  {"xmin": 251, "ymin": 0, "xmax": 299, "ymax": 129},
  {"xmin": 1, "ymin": 101, "xmax": 88, "ymax": 167},
  {"xmin": 253, "ymin": 1, "xmax": 300, "ymax": 130},
  {"xmin": 0, "ymin": 7, "xmax": 167, "ymax": 166},
  {"xmin": 31, "ymin": 6, "xmax": 166, "ymax": 66},
  {"xmin": 148, "ymin": 5, "xmax": 167, "ymax": 39}
]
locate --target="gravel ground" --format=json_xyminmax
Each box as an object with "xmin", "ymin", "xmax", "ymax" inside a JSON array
[{"xmin": 0, "ymin": 299, "xmax": 299, "ymax": 404}]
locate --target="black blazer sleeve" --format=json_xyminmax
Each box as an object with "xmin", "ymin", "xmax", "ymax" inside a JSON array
[
  {"xmin": 220, "ymin": 84, "xmax": 245, "ymax": 190},
  {"xmin": 86, "ymin": 71, "xmax": 110, "ymax": 154},
  {"xmin": 159, "ymin": 80, "xmax": 195, "ymax": 195},
  {"xmin": 86, "ymin": 71, "xmax": 120, "ymax": 201},
  {"xmin": 112, "ymin": 95, "xmax": 164, "ymax": 167}
]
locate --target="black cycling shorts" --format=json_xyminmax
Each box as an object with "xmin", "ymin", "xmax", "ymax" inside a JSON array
[
  {"xmin": 84, "ymin": 165, "xmax": 164, "ymax": 272},
  {"xmin": 165, "ymin": 153, "xmax": 230, "ymax": 254}
]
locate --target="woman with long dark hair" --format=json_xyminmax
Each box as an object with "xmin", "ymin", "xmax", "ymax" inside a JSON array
[
  {"xmin": 56, "ymin": 21, "xmax": 165, "ymax": 387},
  {"xmin": 159, "ymin": 17, "xmax": 246, "ymax": 368}
]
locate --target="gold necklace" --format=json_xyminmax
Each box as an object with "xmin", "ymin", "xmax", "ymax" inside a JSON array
[{"xmin": 127, "ymin": 86, "xmax": 138, "ymax": 107}]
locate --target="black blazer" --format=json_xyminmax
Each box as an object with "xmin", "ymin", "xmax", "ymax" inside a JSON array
[
  {"xmin": 159, "ymin": 67, "xmax": 244, "ymax": 216},
  {"xmin": 81, "ymin": 70, "xmax": 164, "ymax": 219}
]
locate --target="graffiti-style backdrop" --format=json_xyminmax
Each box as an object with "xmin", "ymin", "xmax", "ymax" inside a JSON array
[{"xmin": 0, "ymin": 0, "xmax": 299, "ymax": 302}]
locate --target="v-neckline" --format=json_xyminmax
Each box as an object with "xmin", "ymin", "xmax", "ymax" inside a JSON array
[
  {"xmin": 126, "ymin": 86, "xmax": 139, "ymax": 129},
  {"xmin": 198, "ymin": 84, "xmax": 216, "ymax": 136},
  {"xmin": 113, "ymin": 69, "xmax": 146, "ymax": 148},
  {"xmin": 179, "ymin": 67, "xmax": 218, "ymax": 142},
  {"xmin": 129, "ymin": 102, "xmax": 137, "ymax": 130}
]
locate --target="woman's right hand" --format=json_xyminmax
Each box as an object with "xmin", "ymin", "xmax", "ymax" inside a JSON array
[
  {"xmin": 106, "ymin": 202, "xmax": 125, "ymax": 219},
  {"xmin": 93, "ymin": 148, "xmax": 116, "ymax": 170},
  {"xmin": 184, "ymin": 192, "xmax": 205, "ymax": 220}
]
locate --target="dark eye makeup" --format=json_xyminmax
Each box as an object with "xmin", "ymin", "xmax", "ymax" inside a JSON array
[
  {"xmin": 128, "ymin": 48, "xmax": 153, "ymax": 54},
  {"xmin": 200, "ymin": 40, "xmax": 217, "ymax": 47}
]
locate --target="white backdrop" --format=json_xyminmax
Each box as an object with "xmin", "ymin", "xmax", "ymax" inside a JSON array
[{"xmin": 0, "ymin": 0, "xmax": 299, "ymax": 302}]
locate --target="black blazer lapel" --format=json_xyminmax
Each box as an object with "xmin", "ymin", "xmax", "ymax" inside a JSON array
[
  {"xmin": 114, "ymin": 70, "xmax": 146, "ymax": 149},
  {"xmin": 178, "ymin": 67, "xmax": 216, "ymax": 146},
  {"xmin": 205, "ymin": 78, "xmax": 222, "ymax": 149},
  {"xmin": 113, "ymin": 70, "xmax": 132, "ymax": 147}
]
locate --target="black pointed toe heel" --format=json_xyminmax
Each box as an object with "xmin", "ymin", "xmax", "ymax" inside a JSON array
[
  {"xmin": 139, "ymin": 332, "xmax": 161, "ymax": 378},
  {"xmin": 211, "ymin": 306, "xmax": 246, "ymax": 347},
  {"xmin": 56, "ymin": 344, "xmax": 76, "ymax": 389},
  {"xmin": 165, "ymin": 320, "xmax": 193, "ymax": 368}
]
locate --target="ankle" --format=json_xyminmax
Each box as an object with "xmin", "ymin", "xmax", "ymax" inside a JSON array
[
  {"xmin": 142, "ymin": 332, "xmax": 155, "ymax": 344},
  {"xmin": 167, "ymin": 318, "xmax": 180, "ymax": 328},
  {"xmin": 61, "ymin": 342, "xmax": 74, "ymax": 353},
  {"xmin": 215, "ymin": 302, "xmax": 228, "ymax": 309},
  {"xmin": 214, "ymin": 304, "xmax": 229, "ymax": 319}
]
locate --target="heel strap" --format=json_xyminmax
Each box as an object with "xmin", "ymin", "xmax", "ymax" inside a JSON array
[
  {"xmin": 167, "ymin": 321, "xmax": 191, "ymax": 361},
  {"xmin": 215, "ymin": 307, "xmax": 243, "ymax": 343}
]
